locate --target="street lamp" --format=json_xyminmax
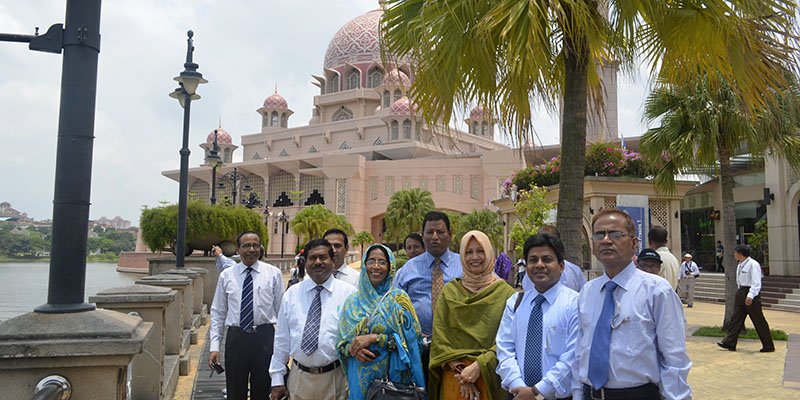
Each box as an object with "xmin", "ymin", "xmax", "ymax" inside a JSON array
[
  {"xmin": 217, "ymin": 167, "xmax": 254, "ymax": 206},
  {"xmin": 208, "ymin": 130, "xmax": 222, "ymax": 205},
  {"xmin": 278, "ymin": 210, "xmax": 290, "ymax": 258},
  {"xmin": 169, "ymin": 30, "xmax": 207, "ymax": 268}
]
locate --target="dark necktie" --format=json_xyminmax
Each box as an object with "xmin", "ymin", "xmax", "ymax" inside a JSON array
[
  {"xmin": 432, "ymin": 259, "xmax": 444, "ymax": 310},
  {"xmin": 301, "ymin": 285, "xmax": 324, "ymax": 355},
  {"xmin": 524, "ymin": 294, "xmax": 546, "ymax": 386},
  {"xmin": 588, "ymin": 280, "xmax": 618, "ymax": 389},
  {"xmin": 240, "ymin": 267, "xmax": 254, "ymax": 331}
]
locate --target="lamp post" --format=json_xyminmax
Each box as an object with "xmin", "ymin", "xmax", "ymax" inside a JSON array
[
  {"xmin": 217, "ymin": 167, "xmax": 253, "ymax": 206},
  {"xmin": 169, "ymin": 30, "xmax": 207, "ymax": 268},
  {"xmin": 278, "ymin": 210, "xmax": 290, "ymax": 258},
  {"xmin": 208, "ymin": 129, "xmax": 222, "ymax": 205}
]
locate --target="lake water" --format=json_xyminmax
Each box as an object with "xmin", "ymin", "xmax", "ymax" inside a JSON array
[{"xmin": 0, "ymin": 262, "xmax": 142, "ymax": 321}]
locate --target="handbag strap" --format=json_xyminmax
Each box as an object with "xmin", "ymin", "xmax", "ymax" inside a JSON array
[{"xmin": 365, "ymin": 289, "xmax": 392, "ymax": 328}]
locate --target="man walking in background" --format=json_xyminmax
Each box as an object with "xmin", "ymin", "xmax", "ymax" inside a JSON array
[
  {"xmin": 678, "ymin": 254, "xmax": 699, "ymax": 308},
  {"xmin": 647, "ymin": 226, "xmax": 679, "ymax": 291}
]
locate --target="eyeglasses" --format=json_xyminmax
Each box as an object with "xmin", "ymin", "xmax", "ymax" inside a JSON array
[
  {"xmin": 365, "ymin": 259, "xmax": 388, "ymax": 267},
  {"xmin": 591, "ymin": 230, "xmax": 631, "ymax": 242},
  {"xmin": 239, "ymin": 243, "xmax": 260, "ymax": 250}
]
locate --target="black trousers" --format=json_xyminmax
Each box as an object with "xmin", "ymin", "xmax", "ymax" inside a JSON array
[
  {"xmin": 720, "ymin": 288, "xmax": 774, "ymax": 350},
  {"xmin": 225, "ymin": 324, "xmax": 274, "ymax": 400},
  {"xmin": 421, "ymin": 343, "xmax": 430, "ymax": 386}
]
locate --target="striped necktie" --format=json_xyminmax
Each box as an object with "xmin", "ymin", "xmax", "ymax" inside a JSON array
[
  {"xmin": 524, "ymin": 294, "xmax": 546, "ymax": 386},
  {"xmin": 431, "ymin": 258, "xmax": 444, "ymax": 310},
  {"xmin": 239, "ymin": 267, "xmax": 254, "ymax": 332},
  {"xmin": 588, "ymin": 281, "xmax": 618, "ymax": 389},
  {"xmin": 301, "ymin": 285, "xmax": 324, "ymax": 355}
]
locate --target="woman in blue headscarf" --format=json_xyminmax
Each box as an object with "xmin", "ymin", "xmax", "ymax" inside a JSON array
[{"xmin": 337, "ymin": 243, "xmax": 425, "ymax": 400}]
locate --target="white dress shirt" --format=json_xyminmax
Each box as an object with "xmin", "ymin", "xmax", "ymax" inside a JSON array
[
  {"xmin": 679, "ymin": 261, "xmax": 699, "ymax": 279},
  {"xmin": 736, "ymin": 257, "xmax": 762, "ymax": 299},
  {"xmin": 269, "ymin": 274, "xmax": 357, "ymax": 385},
  {"xmin": 304, "ymin": 264, "xmax": 360, "ymax": 288},
  {"xmin": 209, "ymin": 260, "xmax": 284, "ymax": 352},
  {"xmin": 560, "ymin": 260, "xmax": 587, "ymax": 292},
  {"xmin": 571, "ymin": 263, "xmax": 691, "ymax": 400},
  {"xmin": 497, "ymin": 278, "xmax": 579, "ymax": 399},
  {"xmin": 655, "ymin": 247, "xmax": 680, "ymax": 290}
]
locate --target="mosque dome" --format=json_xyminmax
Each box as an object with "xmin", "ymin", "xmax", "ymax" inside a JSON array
[
  {"xmin": 470, "ymin": 104, "xmax": 487, "ymax": 120},
  {"xmin": 323, "ymin": 9, "xmax": 413, "ymax": 69},
  {"xmin": 383, "ymin": 68, "xmax": 410, "ymax": 86},
  {"xmin": 206, "ymin": 128, "xmax": 232, "ymax": 144},
  {"xmin": 389, "ymin": 96, "xmax": 417, "ymax": 115},
  {"xmin": 263, "ymin": 92, "xmax": 288, "ymax": 109}
]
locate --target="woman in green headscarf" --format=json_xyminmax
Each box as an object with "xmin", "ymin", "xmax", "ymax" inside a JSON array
[
  {"xmin": 337, "ymin": 243, "xmax": 425, "ymax": 400},
  {"xmin": 429, "ymin": 230, "xmax": 516, "ymax": 400}
]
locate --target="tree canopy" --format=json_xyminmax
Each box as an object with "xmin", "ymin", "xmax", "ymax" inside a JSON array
[{"xmin": 384, "ymin": 188, "xmax": 435, "ymax": 243}]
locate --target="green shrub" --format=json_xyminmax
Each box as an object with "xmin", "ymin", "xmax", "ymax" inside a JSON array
[{"xmin": 692, "ymin": 326, "xmax": 787, "ymax": 341}]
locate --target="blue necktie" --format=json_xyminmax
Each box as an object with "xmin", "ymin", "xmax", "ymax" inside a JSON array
[
  {"xmin": 588, "ymin": 281, "xmax": 618, "ymax": 389},
  {"xmin": 239, "ymin": 267, "xmax": 254, "ymax": 331},
  {"xmin": 524, "ymin": 294, "xmax": 546, "ymax": 386},
  {"xmin": 301, "ymin": 286, "xmax": 324, "ymax": 355}
]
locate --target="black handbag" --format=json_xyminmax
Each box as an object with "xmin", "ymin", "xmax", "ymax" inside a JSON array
[{"xmin": 364, "ymin": 359, "xmax": 426, "ymax": 400}]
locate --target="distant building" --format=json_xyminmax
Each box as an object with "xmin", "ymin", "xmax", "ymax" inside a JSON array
[
  {"xmin": 96, "ymin": 216, "xmax": 131, "ymax": 230},
  {"xmin": 0, "ymin": 202, "xmax": 33, "ymax": 223}
]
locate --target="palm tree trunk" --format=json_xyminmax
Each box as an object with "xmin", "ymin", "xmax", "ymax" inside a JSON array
[
  {"xmin": 718, "ymin": 145, "xmax": 738, "ymax": 330},
  {"xmin": 557, "ymin": 31, "xmax": 588, "ymax": 265}
]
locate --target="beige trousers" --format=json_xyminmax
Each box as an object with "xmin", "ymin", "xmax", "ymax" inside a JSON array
[
  {"xmin": 287, "ymin": 363, "xmax": 348, "ymax": 400},
  {"xmin": 678, "ymin": 276, "xmax": 696, "ymax": 306}
]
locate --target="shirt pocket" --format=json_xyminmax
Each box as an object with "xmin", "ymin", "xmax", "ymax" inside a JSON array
[
  {"xmin": 614, "ymin": 321, "xmax": 652, "ymax": 357},
  {"xmin": 257, "ymin": 284, "xmax": 274, "ymax": 308},
  {"xmin": 546, "ymin": 326, "xmax": 568, "ymax": 355}
]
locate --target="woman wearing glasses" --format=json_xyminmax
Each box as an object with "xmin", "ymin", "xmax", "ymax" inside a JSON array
[
  {"xmin": 337, "ymin": 243, "xmax": 425, "ymax": 400},
  {"xmin": 429, "ymin": 230, "xmax": 516, "ymax": 400}
]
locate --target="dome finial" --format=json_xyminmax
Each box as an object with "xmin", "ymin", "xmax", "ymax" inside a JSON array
[
  {"xmin": 274, "ymin": 83, "xmax": 278, "ymax": 94},
  {"xmin": 218, "ymin": 117, "xmax": 222, "ymax": 129}
]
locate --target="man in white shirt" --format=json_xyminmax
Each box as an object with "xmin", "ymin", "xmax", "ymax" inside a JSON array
[
  {"xmin": 539, "ymin": 225, "xmax": 587, "ymax": 292},
  {"xmin": 678, "ymin": 254, "xmax": 700, "ymax": 308},
  {"xmin": 496, "ymin": 233, "xmax": 579, "ymax": 399},
  {"xmin": 647, "ymin": 226, "xmax": 679, "ymax": 291},
  {"xmin": 322, "ymin": 228, "xmax": 360, "ymax": 287},
  {"xmin": 572, "ymin": 209, "xmax": 691, "ymax": 400},
  {"xmin": 270, "ymin": 238, "xmax": 357, "ymax": 400},
  {"xmin": 717, "ymin": 245, "xmax": 775, "ymax": 352},
  {"xmin": 208, "ymin": 231, "xmax": 284, "ymax": 400}
]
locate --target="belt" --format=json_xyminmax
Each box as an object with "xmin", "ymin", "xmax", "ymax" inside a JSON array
[
  {"xmin": 229, "ymin": 323, "xmax": 272, "ymax": 334},
  {"xmin": 293, "ymin": 359, "xmax": 341, "ymax": 374},
  {"xmin": 582, "ymin": 383, "xmax": 659, "ymax": 400}
]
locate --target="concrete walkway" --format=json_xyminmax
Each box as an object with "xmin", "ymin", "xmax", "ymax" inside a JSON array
[
  {"xmin": 684, "ymin": 302, "xmax": 800, "ymax": 399},
  {"xmin": 175, "ymin": 290, "xmax": 800, "ymax": 399}
]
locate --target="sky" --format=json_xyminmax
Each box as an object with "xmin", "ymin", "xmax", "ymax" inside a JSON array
[{"xmin": 0, "ymin": 0, "xmax": 651, "ymax": 225}]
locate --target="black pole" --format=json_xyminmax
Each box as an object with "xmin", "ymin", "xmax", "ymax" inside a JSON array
[
  {"xmin": 280, "ymin": 222, "xmax": 285, "ymax": 258},
  {"xmin": 35, "ymin": 0, "xmax": 102, "ymax": 313},
  {"xmin": 175, "ymin": 32, "xmax": 196, "ymax": 269},
  {"xmin": 210, "ymin": 130, "xmax": 218, "ymax": 205},
  {"xmin": 232, "ymin": 167, "xmax": 238, "ymax": 205}
]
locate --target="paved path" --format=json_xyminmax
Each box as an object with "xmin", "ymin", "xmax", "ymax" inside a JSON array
[{"xmin": 175, "ymin": 280, "xmax": 800, "ymax": 399}]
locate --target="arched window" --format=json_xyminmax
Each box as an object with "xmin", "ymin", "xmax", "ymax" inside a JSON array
[
  {"xmin": 383, "ymin": 91, "xmax": 391, "ymax": 108},
  {"xmin": 262, "ymin": 115, "xmax": 269, "ymax": 128},
  {"xmin": 280, "ymin": 113, "xmax": 288, "ymax": 128},
  {"xmin": 368, "ymin": 68, "xmax": 383, "ymax": 88},
  {"xmin": 332, "ymin": 106, "xmax": 353, "ymax": 121},
  {"xmin": 223, "ymin": 148, "xmax": 231, "ymax": 163},
  {"xmin": 329, "ymin": 75, "xmax": 339, "ymax": 93},
  {"xmin": 402, "ymin": 119, "xmax": 412, "ymax": 139},
  {"xmin": 481, "ymin": 121, "xmax": 488, "ymax": 136},
  {"xmin": 346, "ymin": 69, "xmax": 360, "ymax": 90},
  {"xmin": 393, "ymin": 89, "xmax": 402, "ymax": 102},
  {"xmin": 270, "ymin": 111, "xmax": 278, "ymax": 126},
  {"xmin": 391, "ymin": 120, "xmax": 399, "ymax": 140},
  {"xmin": 472, "ymin": 121, "xmax": 479, "ymax": 135},
  {"xmin": 415, "ymin": 123, "xmax": 421, "ymax": 140}
]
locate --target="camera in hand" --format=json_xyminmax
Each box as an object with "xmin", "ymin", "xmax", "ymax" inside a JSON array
[{"xmin": 211, "ymin": 360, "xmax": 225, "ymax": 374}]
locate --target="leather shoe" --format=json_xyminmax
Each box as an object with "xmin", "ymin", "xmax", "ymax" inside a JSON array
[
  {"xmin": 717, "ymin": 342, "xmax": 736, "ymax": 351},
  {"xmin": 760, "ymin": 348, "xmax": 775, "ymax": 353}
]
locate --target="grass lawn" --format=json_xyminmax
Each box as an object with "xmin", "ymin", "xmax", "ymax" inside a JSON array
[{"xmin": 692, "ymin": 326, "xmax": 788, "ymax": 341}]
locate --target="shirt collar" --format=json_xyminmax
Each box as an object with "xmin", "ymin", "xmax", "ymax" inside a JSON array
[
  {"xmin": 304, "ymin": 273, "xmax": 335, "ymax": 294},
  {"xmin": 336, "ymin": 264, "xmax": 350, "ymax": 275},
  {"xmin": 530, "ymin": 281, "xmax": 562, "ymax": 305},
  {"xmin": 240, "ymin": 261, "xmax": 260, "ymax": 274},
  {"xmin": 601, "ymin": 261, "xmax": 636, "ymax": 292},
  {"xmin": 424, "ymin": 250, "xmax": 455, "ymax": 269}
]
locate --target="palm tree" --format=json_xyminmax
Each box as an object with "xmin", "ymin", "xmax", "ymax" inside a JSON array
[
  {"xmin": 290, "ymin": 205, "xmax": 333, "ymax": 243},
  {"xmin": 382, "ymin": 0, "xmax": 800, "ymax": 264},
  {"xmin": 384, "ymin": 188, "xmax": 435, "ymax": 243},
  {"xmin": 641, "ymin": 72, "xmax": 800, "ymax": 328},
  {"xmin": 452, "ymin": 210, "xmax": 505, "ymax": 253},
  {"xmin": 352, "ymin": 231, "xmax": 376, "ymax": 255}
]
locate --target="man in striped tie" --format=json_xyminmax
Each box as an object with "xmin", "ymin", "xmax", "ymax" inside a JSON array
[
  {"xmin": 209, "ymin": 231, "xmax": 284, "ymax": 400},
  {"xmin": 270, "ymin": 239, "xmax": 357, "ymax": 400}
]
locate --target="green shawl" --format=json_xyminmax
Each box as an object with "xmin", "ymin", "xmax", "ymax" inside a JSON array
[{"xmin": 429, "ymin": 279, "xmax": 516, "ymax": 400}]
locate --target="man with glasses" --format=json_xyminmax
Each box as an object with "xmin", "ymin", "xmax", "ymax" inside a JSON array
[
  {"xmin": 635, "ymin": 248, "xmax": 662, "ymax": 275},
  {"xmin": 572, "ymin": 209, "xmax": 691, "ymax": 400},
  {"xmin": 209, "ymin": 231, "xmax": 284, "ymax": 400}
]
